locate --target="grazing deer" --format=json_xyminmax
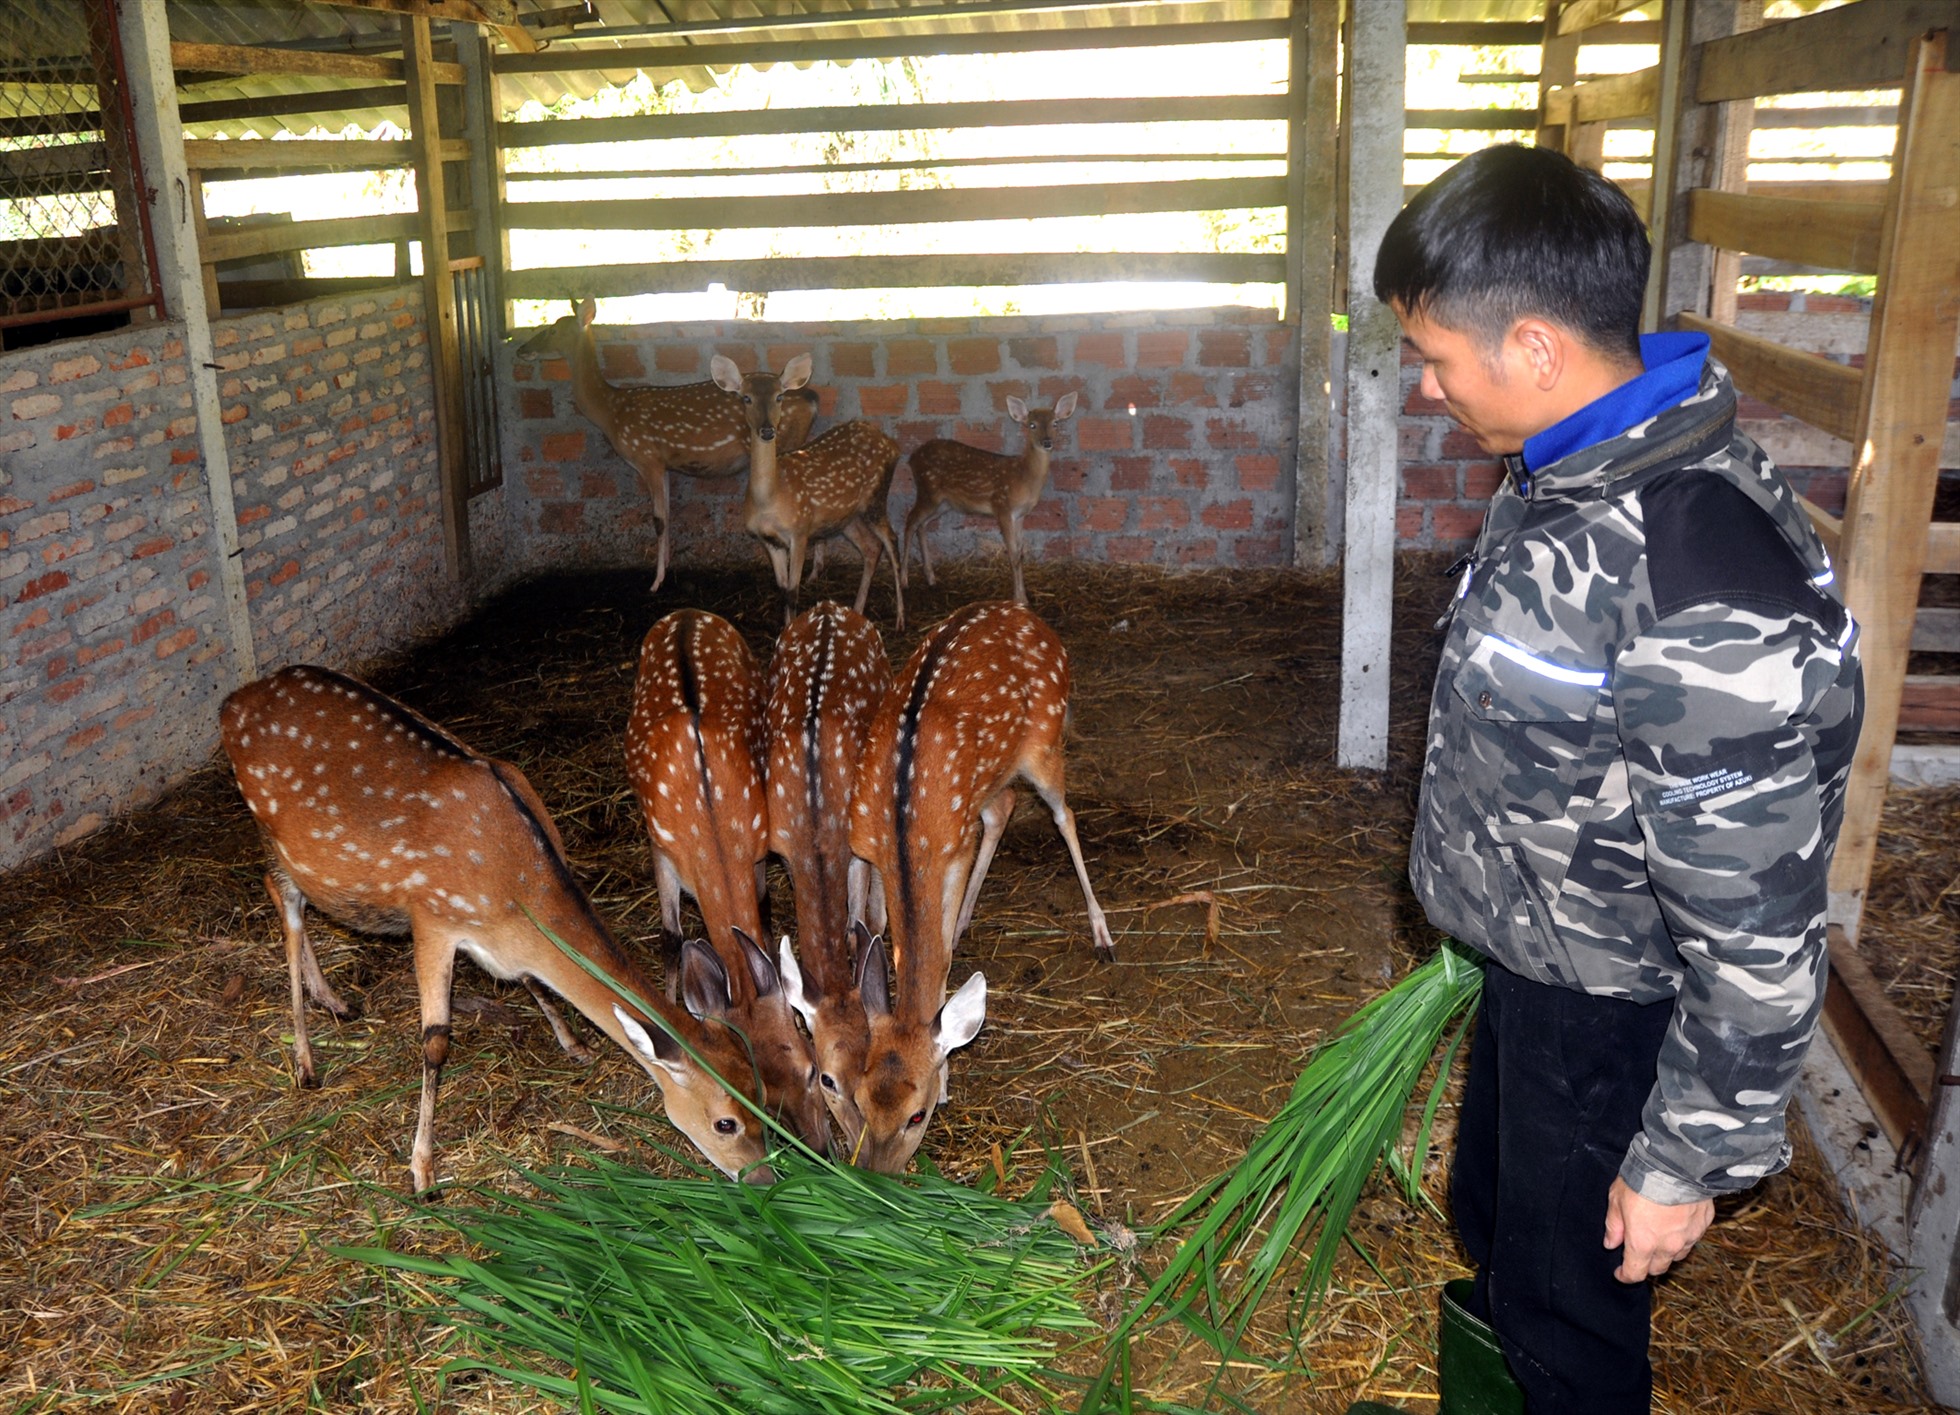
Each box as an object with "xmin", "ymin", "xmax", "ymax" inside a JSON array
[
  {"xmin": 520, "ymin": 300, "xmax": 817, "ymax": 593},
  {"xmin": 221, "ymin": 664, "xmax": 783, "ymax": 1190},
  {"xmin": 902, "ymin": 393, "xmax": 1077, "ymax": 606},
  {"xmin": 760, "ymin": 601, "xmax": 893, "ymax": 1151},
  {"xmin": 843, "ymin": 602, "xmax": 1114, "ymax": 1172},
  {"xmin": 712, "ymin": 353, "xmax": 905, "ymax": 631},
  {"xmin": 624, "ymin": 610, "xmax": 832, "ymax": 1157}
]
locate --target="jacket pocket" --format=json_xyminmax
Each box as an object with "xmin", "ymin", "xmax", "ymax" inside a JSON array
[{"xmin": 1448, "ymin": 625, "xmax": 1605, "ymax": 833}]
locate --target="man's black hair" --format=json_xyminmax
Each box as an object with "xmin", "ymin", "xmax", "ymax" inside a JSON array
[{"xmin": 1373, "ymin": 144, "xmax": 1648, "ymax": 361}]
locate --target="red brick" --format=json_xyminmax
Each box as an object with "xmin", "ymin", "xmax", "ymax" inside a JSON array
[
  {"xmin": 1008, "ymin": 336, "xmax": 1059, "ymax": 370},
  {"xmin": 1462, "ymin": 462, "xmax": 1506, "ymax": 499},
  {"xmin": 765, "ymin": 344, "xmax": 814, "ymax": 374},
  {"xmin": 712, "ymin": 345, "xmax": 758, "ymax": 375},
  {"xmin": 816, "ymin": 386, "xmax": 841, "ymax": 417},
  {"xmin": 1204, "ymin": 419, "xmax": 1259, "ymax": 450},
  {"xmin": 48, "ymin": 479, "xmax": 96, "ymax": 503},
  {"xmin": 54, "ymin": 421, "xmax": 92, "ymax": 442},
  {"xmin": 132, "ymin": 609, "xmax": 175, "ymax": 644},
  {"xmin": 1198, "ymin": 330, "xmax": 1251, "ymax": 367},
  {"xmin": 1805, "ymin": 294, "xmax": 1865, "ymax": 314},
  {"xmin": 986, "ymin": 380, "xmax": 1033, "ymax": 412},
  {"xmin": 102, "ymin": 402, "xmax": 135, "ymax": 428},
  {"xmin": 887, "ymin": 340, "xmax": 937, "ymax": 376},
  {"xmin": 1138, "ymin": 497, "xmax": 1189, "ymax": 532},
  {"xmin": 540, "ymin": 503, "xmax": 585, "ymax": 533},
  {"xmin": 915, "ymin": 318, "xmax": 969, "ymax": 335},
  {"xmin": 1022, "ymin": 500, "xmax": 1066, "ymax": 531},
  {"xmin": 1168, "ymin": 372, "xmax": 1216, "ymax": 408},
  {"xmin": 1235, "ymin": 454, "xmax": 1280, "ymax": 493},
  {"xmin": 1073, "ymin": 332, "xmax": 1126, "ymax": 367},
  {"xmin": 64, "ymin": 723, "xmax": 107, "ymax": 757},
  {"xmin": 1104, "ymin": 536, "xmax": 1154, "ymax": 563},
  {"xmin": 1265, "ymin": 329, "xmax": 1290, "ymax": 366},
  {"xmin": 917, "ymin": 381, "xmax": 961, "ymax": 416},
  {"xmin": 1142, "ymin": 415, "xmax": 1191, "ymax": 451},
  {"xmin": 859, "ymin": 385, "xmax": 908, "ymax": 417},
  {"xmin": 269, "ymin": 559, "xmax": 301, "ymax": 587},
  {"xmin": 188, "ymin": 570, "xmax": 210, "ymax": 591},
  {"xmin": 1736, "ymin": 292, "xmax": 1790, "ymax": 313},
  {"xmin": 1136, "ymin": 331, "xmax": 1189, "ymax": 368},
  {"xmin": 580, "ymin": 471, "xmax": 616, "ymax": 498},
  {"xmin": 220, "ymin": 403, "xmax": 248, "ymax": 424},
  {"xmin": 112, "ymin": 705, "xmax": 157, "ymax": 731},
  {"xmin": 1234, "ymin": 534, "xmax": 1282, "ymax": 565},
  {"xmin": 951, "ymin": 421, "xmax": 1005, "ymax": 450},
  {"xmin": 948, "ymin": 338, "xmax": 1001, "ymax": 376},
  {"xmin": 655, "ymin": 345, "xmax": 701, "ymax": 375},
  {"xmin": 1431, "ymin": 505, "xmax": 1486, "ymax": 541},
  {"xmin": 1228, "ymin": 373, "xmax": 1276, "ymax": 407},
  {"xmin": 236, "ymin": 505, "xmax": 270, "ymax": 526},
  {"xmin": 519, "ymin": 389, "xmax": 555, "ymax": 419},
  {"xmin": 1076, "ymin": 417, "xmax": 1133, "ymax": 452},
  {"xmin": 170, "ymin": 447, "xmax": 199, "ymax": 465},
  {"xmin": 1107, "ymin": 375, "xmax": 1162, "ymax": 410},
  {"xmin": 1403, "ymin": 465, "xmax": 1457, "ymax": 500},
  {"xmin": 1171, "ymin": 458, "xmax": 1208, "ymax": 489},
  {"xmin": 1110, "ymin": 456, "xmax": 1151, "ymax": 491},
  {"xmin": 542, "ymin": 431, "xmax": 586, "ymax": 462},
  {"xmin": 155, "ymin": 627, "xmax": 198, "ymax": 659},
  {"xmin": 47, "ymin": 674, "xmax": 87, "ymax": 705},
  {"xmin": 1440, "ymin": 427, "xmax": 1486, "ymax": 459},
  {"xmin": 17, "ymin": 570, "xmax": 69, "ymax": 601},
  {"xmin": 1396, "ymin": 506, "xmax": 1427, "ymax": 543},
  {"xmin": 831, "ymin": 342, "xmax": 876, "ymax": 378},
  {"xmin": 1048, "ymin": 458, "xmax": 1084, "ymax": 493},
  {"xmin": 131, "ymin": 536, "xmax": 174, "ymax": 559},
  {"xmin": 1173, "ymin": 538, "xmax": 1219, "ymax": 565},
  {"xmin": 11, "ymin": 605, "xmax": 50, "ymax": 636},
  {"xmin": 1202, "ymin": 499, "xmax": 1252, "ymax": 531},
  {"xmin": 110, "ymin": 347, "xmax": 151, "ymax": 371},
  {"xmin": 1081, "ymin": 497, "xmax": 1128, "ymax": 532},
  {"xmin": 1404, "ymin": 382, "xmax": 1447, "ymax": 415}
]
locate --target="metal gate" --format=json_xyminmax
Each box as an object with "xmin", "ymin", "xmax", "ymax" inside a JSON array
[{"xmin": 451, "ymin": 256, "xmax": 501, "ymax": 497}]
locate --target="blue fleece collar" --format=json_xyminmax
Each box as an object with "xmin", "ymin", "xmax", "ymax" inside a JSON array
[{"xmin": 1520, "ymin": 331, "xmax": 1711, "ymax": 477}]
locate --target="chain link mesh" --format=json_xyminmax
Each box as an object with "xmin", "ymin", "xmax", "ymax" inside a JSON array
[{"xmin": 0, "ymin": 0, "xmax": 158, "ymax": 331}]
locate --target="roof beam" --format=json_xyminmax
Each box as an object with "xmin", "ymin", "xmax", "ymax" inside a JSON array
[
  {"xmin": 552, "ymin": 0, "xmax": 1262, "ymax": 45},
  {"xmin": 169, "ymin": 40, "xmax": 461, "ymax": 84},
  {"xmin": 305, "ymin": 0, "xmax": 518, "ymax": 23}
]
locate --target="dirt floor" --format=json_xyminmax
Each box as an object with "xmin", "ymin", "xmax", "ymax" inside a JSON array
[{"xmin": 0, "ymin": 555, "xmax": 1942, "ymax": 1412}]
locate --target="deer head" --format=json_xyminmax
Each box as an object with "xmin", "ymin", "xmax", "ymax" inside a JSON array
[
  {"xmin": 843, "ymin": 936, "xmax": 988, "ymax": 1174},
  {"xmin": 518, "ymin": 297, "xmax": 596, "ymax": 357},
  {"xmin": 712, "ymin": 353, "xmax": 812, "ymax": 445},
  {"xmin": 1005, "ymin": 391, "xmax": 1078, "ymax": 452}
]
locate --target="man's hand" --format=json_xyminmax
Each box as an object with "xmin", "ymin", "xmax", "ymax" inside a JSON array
[{"xmin": 1603, "ymin": 1178, "xmax": 1714, "ymax": 1283}]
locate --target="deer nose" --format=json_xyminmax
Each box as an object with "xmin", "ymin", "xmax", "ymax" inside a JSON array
[
  {"xmin": 758, "ymin": 425, "xmax": 776, "ymax": 442},
  {"xmin": 742, "ymin": 1162, "xmax": 778, "ymax": 1185}
]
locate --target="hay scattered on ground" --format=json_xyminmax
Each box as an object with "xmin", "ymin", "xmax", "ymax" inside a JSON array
[{"xmin": 0, "ymin": 556, "xmax": 1937, "ymax": 1413}]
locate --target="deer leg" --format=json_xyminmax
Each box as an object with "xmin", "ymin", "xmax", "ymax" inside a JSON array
[
  {"xmin": 265, "ymin": 870, "xmax": 352, "ymax": 1088},
  {"xmin": 1024, "ymin": 754, "xmax": 1114, "ymax": 961},
  {"xmin": 654, "ymin": 851, "xmax": 687, "ymax": 996},
  {"xmin": 901, "ymin": 496, "xmax": 935, "ymax": 589},
  {"xmin": 784, "ymin": 534, "xmax": 809, "ymax": 626},
  {"xmin": 649, "ymin": 461, "xmax": 672, "ymax": 594},
  {"xmin": 755, "ymin": 858, "xmax": 773, "ymax": 939},
  {"xmin": 918, "ymin": 510, "xmax": 941, "ymax": 587},
  {"xmin": 410, "ymin": 932, "xmax": 459, "ymax": 1194},
  {"xmin": 523, "ymin": 978, "xmax": 594, "ymax": 1063},
  {"xmin": 952, "ymin": 788, "xmax": 1016, "ymax": 948},
  {"xmin": 998, "ymin": 505, "xmax": 1027, "ymax": 606},
  {"xmin": 871, "ymin": 515, "xmax": 904, "ymax": 632},
  {"xmin": 841, "ymin": 519, "xmax": 880, "ymax": 618}
]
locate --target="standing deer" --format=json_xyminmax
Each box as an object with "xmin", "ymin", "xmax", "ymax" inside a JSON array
[
  {"xmin": 844, "ymin": 602, "xmax": 1113, "ymax": 1173},
  {"xmin": 712, "ymin": 353, "xmax": 905, "ymax": 631},
  {"xmin": 760, "ymin": 601, "xmax": 892, "ymax": 1151},
  {"xmin": 902, "ymin": 392, "xmax": 1077, "ymax": 606},
  {"xmin": 520, "ymin": 300, "xmax": 817, "ymax": 593},
  {"xmin": 221, "ymin": 664, "xmax": 783, "ymax": 1190},
  {"xmin": 624, "ymin": 609, "xmax": 832, "ymax": 1157}
]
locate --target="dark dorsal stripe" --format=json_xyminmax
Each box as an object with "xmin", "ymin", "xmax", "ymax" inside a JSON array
[
  {"xmin": 299, "ymin": 665, "xmax": 474, "ymax": 762},
  {"xmin": 804, "ymin": 612, "xmax": 833, "ymax": 907},
  {"xmin": 893, "ymin": 627, "xmax": 954, "ymax": 952}
]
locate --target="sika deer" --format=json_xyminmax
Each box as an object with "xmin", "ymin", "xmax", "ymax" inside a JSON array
[
  {"xmin": 624, "ymin": 609, "xmax": 832, "ymax": 1156},
  {"xmin": 761, "ymin": 601, "xmax": 892, "ymax": 1150},
  {"xmin": 711, "ymin": 354, "xmax": 905, "ymax": 631},
  {"xmin": 521, "ymin": 300, "xmax": 817, "ymax": 593},
  {"xmin": 844, "ymin": 602, "xmax": 1113, "ymax": 1172},
  {"xmin": 221, "ymin": 664, "xmax": 781, "ymax": 1190},
  {"xmin": 902, "ymin": 392, "xmax": 1077, "ymax": 605}
]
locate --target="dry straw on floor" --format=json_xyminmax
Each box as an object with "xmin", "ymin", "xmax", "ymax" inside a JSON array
[{"xmin": 0, "ymin": 558, "xmax": 1938, "ymax": 1413}]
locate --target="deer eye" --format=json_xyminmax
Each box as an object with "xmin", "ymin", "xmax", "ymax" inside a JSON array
[
  {"xmin": 714, "ymin": 1117, "xmax": 739, "ymax": 1135},
  {"xmin": 742, "ymin": 394, "xmax": 752, "ymax": 404},
  {"xmin": 820, "ymin": 1073, "xmax": 839, "ymax": 1093},
  {"xmin": 906, "ymin": 1109, "xmax": 927, "ymax": 1128}
]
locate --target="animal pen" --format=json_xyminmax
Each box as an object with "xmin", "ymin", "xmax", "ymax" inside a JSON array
[{"xmin": 0, "ymin": 0, "xmax": 1956, "ymax": 1410}]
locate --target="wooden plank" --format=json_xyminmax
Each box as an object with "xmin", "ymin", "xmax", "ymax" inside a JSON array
[
  {"xmin": 202, "ymin": 208, "xmax": 471, "ymax": 263},
  {"xmin": 169, "ymin": 40, "xmax": 462, "ymax": 85},
  {"xmin": 495, "ymin": 19, "xmax": 1290, "ymax": 75},
  {"xmin": 1537, "ymin": 3, "xmax": 1580, "ymax": 151},
  {"xmin": 539, "ymin": 0, "xmax": 1213, "ymax": 43},
  {"xmin": 503, "ymin": 176, "xmax": 1285, "ymax": 232},
  {"xmin": 1696, "ymin": 0, "xmax": 1960, "ymax": 103},
  {"xmin": 318, "ymin": 0, "xmax": 517, "ymax": 22},
  {"xmin": 1570, "ymin": 64, "xmax": 1658, "ymax": 124},
  {"xmin": 1821, "ymin": 924, "xmax": 1934, "ymax": 1160},
  {"xmin": 498, "ymin": 94, "xmax": 1287, "ymax": 146},
  {"xmin": 1927, "ymin": 522, "xmax": 1960, "ymax": 576},
  {"xmin": 183, "ymin": 138, "xmax": 467, "ymax": 172},
  {"xmin": 1557, "ymin": 0, "xmax": 1649, "ymax": 35},
  {"xmin": 1293, "ymin": 0, "xmax": 1341, "ymax": 570},
  {"xmin": 0, "ymin": 142, "xmax": 106, "ymax": 182},
  {"xmin": 1913, "ymin": 608, "xmax": 1960, "ymax": 654},
  {"xmin": 214, "ymin": 275, "xmax": 406, "ymax": 309},
  {"xmin": 1687, "ymin": 190, "xmax": 1886, "ymax": 274},
  {"xmin": 1408, "ymin": 108, "xmax": 1538, "ymax": 131},
  {"xmin": 1674, "ymin": 312, "xmax": 1864, "ymax": 442},
  {"xmin": 501, "ymin": 252, "xmax": 1283, "ymax": 301},
  {"xmin": 178, "ymin": 84, "xmax": 408, "ymax": 128},
  {"xmin": 1411, "ymin": 20, "xmax": 1656, "ymax": 44},
  {"xmin": 507, "ymin": 152, "xmax": 1284, "ymax": 181},
  {"xmin": 403, "ymin": 13, "xmax": 469, "ymax": 582},
  {"xmin": 1707, "ymin": 1, "xmax": 1765, "ymax": 326},
  {"xmin": 1900, "ymin": 677, "xmax": 1960, "ymax": 732},
  {"xmin": 1799, "ymin": 495, "xmax": 1842, "ymax": 558}
]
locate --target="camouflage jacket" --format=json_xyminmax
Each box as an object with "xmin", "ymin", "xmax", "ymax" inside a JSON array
[{"xmin": 1410, "ymin": 357, "xmax": 1864, "ymax": 1204}]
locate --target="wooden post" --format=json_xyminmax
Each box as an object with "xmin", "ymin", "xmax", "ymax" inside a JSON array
[
  {"xmin": 1908, "ymin": 955, "xmax": 1960, "ymax": 1405},
  {"xmin": 1336, "ymin": 0, "xmax": 1404, "ymax": 771},
  {"xmin": 113, "ymin": 0, "xmax": 256, "ymax": 687},
  {"xmin": 85, "ymin": 0, "xmax": 155, "ymax": 319},
  {"xmin": 1644, "ymin": 0, "xmax": 1743, "ymax": 330},
  {"xmin": 403, "ymin": 13, "xmax": 472, "ymax": 583},
  {"xmin": 455, "ymin": 22, "xmax": 509, "ymax": 346},
  {"xmin": 1536, "ymin": 1, "xmax": 1581, "ymax": 153},
  {"xmin": 1826, "ymin": 32, "xmax": 1960, "ymax": 938},
  {"xmin": 186, "ymin": 171, "xmax": 220, "ymax": 312},
  {"xmin": 1705, "ymin": 0, "xmax": 1763, "ymax": 324},
  {"xmin": 1292, "ymin": 0, "xmax": 1341, "ymax": 569}
]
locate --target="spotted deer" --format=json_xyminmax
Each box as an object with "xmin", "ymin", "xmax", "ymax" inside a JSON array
[
  {"xmin": 760, "ymin": 601, "xmax": 893, "ymax": 1151},
  {"xmin": 711, "ymin": 354, "xmax": 905, "ymax": 631},
  {"xmin": 520, "ymin": 300, "xmax": 817, "ymax": 593},
  {"xmin": 902, "ymin": 392, "xmax": 1077, "ymax": 606},
  {"xmin": 844, "ymin": 602, "xmax": 1113, "ymax": 1172},
  {"xmin": 624, "ymin": 610, "xmax": 832, "ymax": 1157},
  {"xmin": 221, "ymin": 664, "xmax": 783, "ymax": 1190}
]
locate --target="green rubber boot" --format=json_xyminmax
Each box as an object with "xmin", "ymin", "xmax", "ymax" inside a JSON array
[{"xmin": 1437, "ymin": 1279, "xmax": 1526, "ymax": 1415}]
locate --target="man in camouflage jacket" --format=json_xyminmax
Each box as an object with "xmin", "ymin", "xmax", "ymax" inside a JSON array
[{"xmin": 1371, "ymin": 145, "xmax": 1863, "ymax": 1415}]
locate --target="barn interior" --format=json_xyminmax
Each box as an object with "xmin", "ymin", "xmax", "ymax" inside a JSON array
[{"xmin": 1, "ymin": 0, "xmax": 1957, "ymax": 1410}]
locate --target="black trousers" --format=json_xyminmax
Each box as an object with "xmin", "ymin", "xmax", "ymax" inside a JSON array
[{"xmin": 1452, "ymin": 961, "xmax": 1676, "ymax": 1415}]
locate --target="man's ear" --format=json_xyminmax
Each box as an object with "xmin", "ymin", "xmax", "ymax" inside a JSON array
[{"xmin": 1510, "ymin": 318, "xmax": 1566, "ymax": 391}]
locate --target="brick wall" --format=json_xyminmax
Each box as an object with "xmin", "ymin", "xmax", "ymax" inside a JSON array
[
  {"xmin": 504, "ymin": 309, "xmax": 1298, "ymax": 578},
  {"xmin": 1394, "ymin": 292, "xmax": 1960, "ymax": 550},
  {"xmin": 0, "ymin": 324, "xmax": 230, "ymax": 862}
]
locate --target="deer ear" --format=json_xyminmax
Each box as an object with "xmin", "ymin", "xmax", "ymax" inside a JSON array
[
  {"xmin": 778, "ymin": 936, "xmax": 820, "ymax": 1028},
  {"xmin": 732, "ymin": 927, "xmax": 779, "ymax": 998},
  {"xmin": 711, "ymin": 354, "xmax": 745, "ymax": 393},
  {"xmin": 1053, "ymin": 391, "xmax": 1078, "ymax": 420},
  {"xmin": 781, "ymin": 354, "xmax": 813, "ymax": 391},
  {"xmin": 1006, "ymin": 395, "xmax": 1029, "ymax": 424},
  {"xmin": 575, "ymin": 298, "xmax": 596, "ymax": 328},
  {"xmin": 858, "ymin": 935, "xmax": 892, "ymax": 1018},
  {"xmin": 850, "ymin": 919, "xmax": 874, "ymax": 971},
  {"xmin": 614, "ymin": 1004, "xmax": 687, "ymax": 1080},
  {"xmin": 678, "ymin": 939, "xmax": 732, "ymax": 1022},
  {"xmin": 934, "ymin": 971, "xmax": 987, "ymax": 1055}
]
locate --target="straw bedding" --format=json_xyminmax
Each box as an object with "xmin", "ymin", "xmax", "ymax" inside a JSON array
[{"xmin": 0, "ymin": 555, "xmax": 1938, "ymax": 1412}]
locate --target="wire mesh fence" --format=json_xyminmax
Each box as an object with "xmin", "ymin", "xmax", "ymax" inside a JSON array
[{"xmin": 0, "ymin": 0, "xmax": 161, "ymax": 335}]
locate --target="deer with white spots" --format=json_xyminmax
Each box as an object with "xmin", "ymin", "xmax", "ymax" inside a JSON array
[
  {"xmin": 221, "ymin": 664, "xmax": 784, "ymax": 1191},
  {"xmin": 712, "ymin": 354, "xmax": 905, "ymax": 632},
  {"xmin": 843, "ymin": 602, "xmax": 1113, "ymax": 1172},
  {"xmin": 762, "ymin": 601, "xmax": 893, "ymax": 1153},
  {"xmin": 624, "ymin": 609, "xmax": 832, "ymax": 1157},
  {"xmin": 520, "ymin": 300, "xmax": 817, "ymax": 593},
  {"xmin": 901, "ymin": 392, "xmax": 1077, "ymax": 606}
]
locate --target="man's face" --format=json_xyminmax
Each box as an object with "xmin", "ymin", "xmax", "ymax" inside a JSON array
[{"xmin": 1393, "ymin": 303, "xmax": 1537, "ymax": 456}]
